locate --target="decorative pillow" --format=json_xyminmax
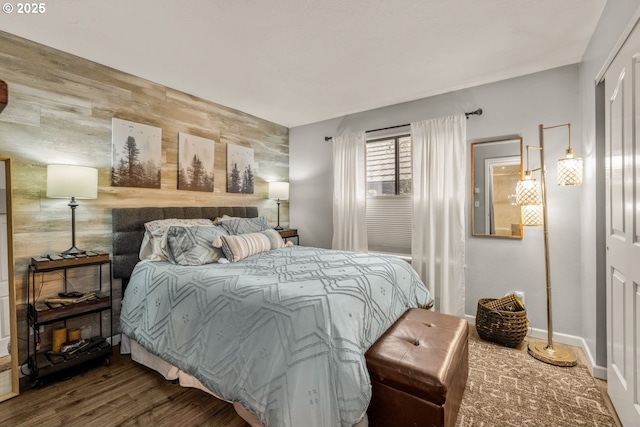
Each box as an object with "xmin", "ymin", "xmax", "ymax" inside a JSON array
[
  {"xmin": 139, "ymin": 218, "xmax": 214, "ymax": 261},
  {"xmin": 165, "ymin": 225, "xmax": 229, "ymax": 266},
  {"xmin": 217, "ymin": 216, "xmax": 271, "ymax": 235},
  {"xmin": 138, "ymin": 232, "xmax": 155, "ymax": 260},
  {"xmin": 215, "ymin": 228, "xmax": 287, "ymax": 263}
]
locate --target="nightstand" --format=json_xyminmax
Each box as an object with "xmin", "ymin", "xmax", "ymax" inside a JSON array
[
  {"xmin": 277, "ymin": 228, "xmax": 299, "ymax": 245},
  {"xmin": 27, "ymin": 252, "xmax": 112, "ymax": 384}
]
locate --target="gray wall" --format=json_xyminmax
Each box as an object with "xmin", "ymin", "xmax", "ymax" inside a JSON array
[
  {"xmin": 578, "ymin": 0, "xmax": 640, "ymax": 371},
  {"xmin": 290, "ymin": 1, "xmax": 640, "ymax": 375},
  {"xmin": 291, "ymin": 64, "xmax": 582, "ymax": 338}
]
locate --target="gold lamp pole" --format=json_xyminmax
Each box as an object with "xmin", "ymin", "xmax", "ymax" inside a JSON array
[{"xmin": 516, "ymin": 123, "xmax": 582, "ymax": 367}]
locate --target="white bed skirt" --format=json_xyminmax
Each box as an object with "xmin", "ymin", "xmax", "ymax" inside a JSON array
[{"xmin": 120, "ymin": 334, "xmax": 369, "ymax": 427}]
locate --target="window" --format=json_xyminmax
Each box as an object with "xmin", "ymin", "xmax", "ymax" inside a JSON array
[
  {"xmin": 366, "ymin": 136, "xmax": 412, "ymax": 196},
  {"xmin": 365, "ymin": 134, "xmax": 412, "ymax": 256}
]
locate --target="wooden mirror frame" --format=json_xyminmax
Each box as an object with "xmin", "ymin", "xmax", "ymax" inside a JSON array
[
  {"xmin": 0, "ymin": 158, "xmax": 18, "ymax": 402},
  {"xmin": 0, "ymin": 80, "xmax": 7, "ymax": 114},
  {"xmin": 470, "ymin": 137, "xmax": 523, "ymax": 239}
]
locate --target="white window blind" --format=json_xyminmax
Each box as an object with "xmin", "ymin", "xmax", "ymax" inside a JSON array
[
  {"xmin": 366, "ymin": 195, "xmax": 412, "ymax": 255},
  {"xmin": 365, "ymin": 133, "xmax": 413, "ymax": 256}
]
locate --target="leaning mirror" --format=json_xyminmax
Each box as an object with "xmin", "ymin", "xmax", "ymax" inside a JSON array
[
  {"xmin": 471, "ymin": 137, "xmax": 523, "ymax": 238},
  {"xmin": 0, "ymin": 158, "xmax": 18, "ymax": 402}
]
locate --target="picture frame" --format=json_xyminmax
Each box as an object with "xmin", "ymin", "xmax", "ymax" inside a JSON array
[
  {"xmin": 111, "ymin": 118, "xmax": 162, "ymax": 188},
  {"xmin": 178, "ymin": 133, "xmax": 214, "ymax": 192},
  {"xmin": 226, "ymin": 144, "xmax": 254, "ymax": 194}
]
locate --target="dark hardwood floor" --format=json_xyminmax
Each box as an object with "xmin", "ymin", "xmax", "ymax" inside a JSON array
[{"xmin": 1, "ymin": 348, "xmax": 250, "ymax": 427}]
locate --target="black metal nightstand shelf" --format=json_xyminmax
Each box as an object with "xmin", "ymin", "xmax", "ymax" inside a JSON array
[{"xmin": 27, "ymin": 252, "xmax": 112, "ymax": 384}]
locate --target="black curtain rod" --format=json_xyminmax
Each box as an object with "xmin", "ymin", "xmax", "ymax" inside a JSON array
[{"xmin": 324, "ymin": 108, "xmax": 483, "ymax": 141}]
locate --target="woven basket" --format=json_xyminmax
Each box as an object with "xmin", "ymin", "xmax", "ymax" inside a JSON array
[{"xmin": 476, "ymin": 294, "xmax": 528, "ymax": 348}]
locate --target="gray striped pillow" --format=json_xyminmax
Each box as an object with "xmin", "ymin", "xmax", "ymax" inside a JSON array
[
  {"xmin": 217, "ymin": 216, "xmax": 271, "ymax": 235},
  {"xmin": 219, "ymin": 229, "xmax": 285, "ymax": 262},
  {"xmin": 141, "ymin": 218, "xmax": 214, "ymax": 261},
  {"xmin": 165, "ymin": 225, "xmax": 229, "ymax": 265}
]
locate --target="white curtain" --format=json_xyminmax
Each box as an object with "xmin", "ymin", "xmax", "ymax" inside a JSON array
[
  {"xmin": 411, "ymin": 115, "xmax": 466, "ymax": 316},
  {"xmin": 332, "ymin": 132, "xmax": 368, "ymax": 252}
]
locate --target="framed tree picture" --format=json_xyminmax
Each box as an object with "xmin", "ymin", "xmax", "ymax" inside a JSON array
[
  {"xmin": 226, "ymin": 144, "xmax": 254, "ymax": 194},
  {"xmin": 111, "ymin": 118, "xmax": 162, "ymax": 188},
  {"xmin": 178, "ymin": 133, "xmax": 214, "ymax": 192}
]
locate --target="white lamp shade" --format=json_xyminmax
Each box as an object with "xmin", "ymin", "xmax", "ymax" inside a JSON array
[
  {"xmin": 269, "ymin": 182, "xmax": 289, "ymax": 200},
  {"xmin": 521, "ymin": 204, "xmax": 544, "ymax": 226},
  {"xmin": 515, "ymin": 177, "xmax": 541, "ymax": 206},
  {"xmin": 557, "ymin": 156, "xmax": 583, "ymax": 186},
  {"xmin": 46, "ymin": 164, "xmax": 98, "ymax": 199}
]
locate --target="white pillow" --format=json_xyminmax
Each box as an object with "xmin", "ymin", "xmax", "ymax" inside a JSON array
[
  {"xmin": 139, "ymin": 218, "xmax": 214, "ymax": 261},
  {"xmin": 139, "ymin": 232, "xmax": 154, "ymax": 260}
]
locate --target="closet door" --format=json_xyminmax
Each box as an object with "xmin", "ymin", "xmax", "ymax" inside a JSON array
[{"xmin": 603, "ymin": 17, "xmax": 640, "ymax": 425}]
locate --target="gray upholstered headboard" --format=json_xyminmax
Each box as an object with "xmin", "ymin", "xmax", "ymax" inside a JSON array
[{"xmin": 112, "ymin": 206, "xmax": 259, "ymax": 284}]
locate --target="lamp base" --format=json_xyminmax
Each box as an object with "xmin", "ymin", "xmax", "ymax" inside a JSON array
[
  {"xmin": 61, "ymin": 246, "xmax": 86, "ymax": 256},
  {"xmin": 528, "ymin": 342, "xmax": 577, "ymax": 367},
  {"xmin": 274, "ymin": 225, "xmax": 284, "ymax": 231}
]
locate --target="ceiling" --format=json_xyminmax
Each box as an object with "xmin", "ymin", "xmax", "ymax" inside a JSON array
[{"xmin": 0, "ymin": 0, "xmax": 606, "ymax": 128}]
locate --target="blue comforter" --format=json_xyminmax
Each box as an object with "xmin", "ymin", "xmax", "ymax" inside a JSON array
[{"xmin": 120, "ymin": 246, "xmax": 430, "ymax": 427}]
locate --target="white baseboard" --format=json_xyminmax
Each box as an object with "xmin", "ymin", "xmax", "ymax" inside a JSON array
[{"xmin": 465, "ymin": 314, "xmax": 608, "ymax": 380}]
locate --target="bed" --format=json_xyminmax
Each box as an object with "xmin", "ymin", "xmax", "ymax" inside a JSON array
[{"xmin": 113, "ymin": 206, "xmax": 431, "ymax": 427}]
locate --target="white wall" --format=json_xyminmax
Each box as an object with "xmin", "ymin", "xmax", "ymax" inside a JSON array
[
  {"xmin": 289, "ymin": 120, "xmax": 335, "ymax": 249},
  {"xmin": 291, "ymin": 65, "xmax": 583, "ymax": 338}
]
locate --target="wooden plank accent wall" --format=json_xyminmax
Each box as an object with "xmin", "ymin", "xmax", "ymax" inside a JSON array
[{"xmin": 0, "ymin": 31, "xmax": 289, "ymax": 324}]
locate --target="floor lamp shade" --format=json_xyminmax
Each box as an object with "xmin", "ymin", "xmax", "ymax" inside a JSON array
[
  {"xmin": 520, "ymin": 204, "xmax": 543, "ymax": 226},
  {"xmin": 557, "ymin": 151, "xmax": 583, "ymax": 186},
  {"xmin": 269, "ymin": 182, "xmax": 289, "ymax": 230},
  {"xmin": 516, "ymin": 172, "xmax": 543, "ymax": 226},
  {"xmin": 46, "ymin": 164, "xmax": 98, "ymax": 255},
  {"xmin": 556, "ymin": 123, "xmax": 583, "ymax": 186},
  {"xmin": 515, "ymin": 174, "xmax": 541, "ymax": 206}
]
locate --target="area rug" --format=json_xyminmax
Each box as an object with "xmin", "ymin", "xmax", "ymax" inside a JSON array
[{"xmin": 456, "ymin": 334, "xmax": 617, "ymax": 427}]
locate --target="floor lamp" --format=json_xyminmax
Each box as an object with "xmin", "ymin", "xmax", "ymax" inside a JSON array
[
  {"xmin": 269, "ymin": 181, "xmax": 289, "ymax": 231},
  {"xmin": 46, "ymin": 164, "xmax": 98, "ymax": 255},
  {"xmin": 516, "ymin": 123, "xmax": 582, "ymax": 367}
]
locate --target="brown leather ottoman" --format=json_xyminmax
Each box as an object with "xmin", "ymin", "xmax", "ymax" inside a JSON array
[{"xmin": 365, "ymin": 308, "xmax": 469, "ymax": 427}]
